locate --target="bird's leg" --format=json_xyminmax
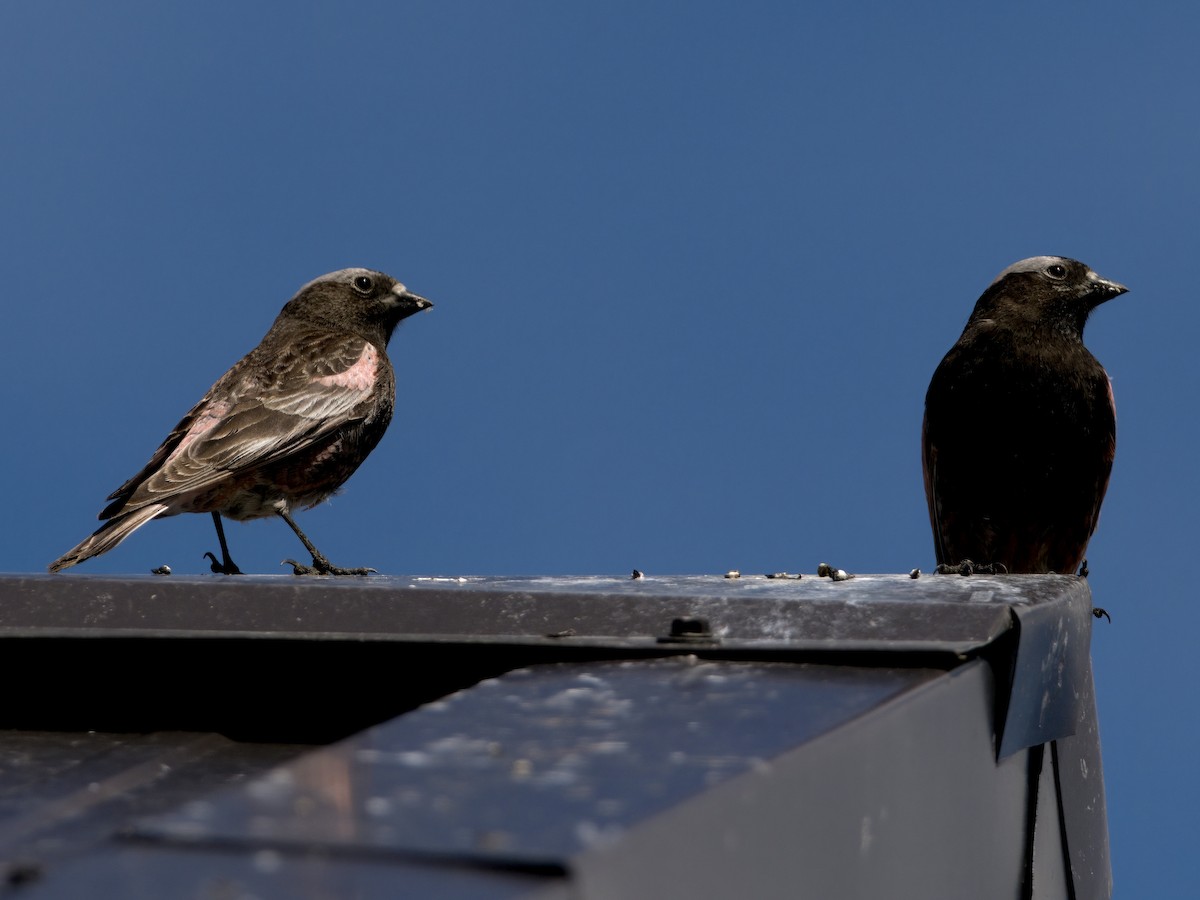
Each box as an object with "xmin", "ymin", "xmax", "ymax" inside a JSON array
[
  {"xmin": 1079, "ymin": 559, "xmax": 1109, "ymax": 618},
  {"xmin": 204, "ymin": 513, "xmax": 243, "ymax": 575},
  {"xmin": 278, "ymin": 510, "xmax": 376, "ymax": 576}
]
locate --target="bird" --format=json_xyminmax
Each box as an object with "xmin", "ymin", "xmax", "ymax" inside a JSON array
[
  {"xmin": 49, "ymin": 268, "xmax": 432, "ymax": 576},
  {"xmin": 922, "ymin": 256, "xmax": 1127, "ymax": 575}
]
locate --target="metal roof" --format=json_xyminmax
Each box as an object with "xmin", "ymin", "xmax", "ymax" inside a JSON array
[{"xmin": 0, "ymin": 571, "xmax": 1109, "ymax": 898}]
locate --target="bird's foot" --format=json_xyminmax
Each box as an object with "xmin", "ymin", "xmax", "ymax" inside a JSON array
[
  {"xmin": 934, "ymin": 559, "xmax": 1008, "ymax": 576},
  {"xmin": 1078, "ymin": 559, "xmax": 1089, "ymax": 578},
  {"xmin": 1092, "ymin": 607, "xmax": 1111, "ymax": 623},
  {"xmin": 204, "ymin": 551, "xmax": 243, "ymax": 575},
  {"xmin": 816, "ymin": 562, "xmax": 854, "ymax": 581},
  {"xmin": 283, "ymin": 557, "xmax": 377, "ymax": 577}
]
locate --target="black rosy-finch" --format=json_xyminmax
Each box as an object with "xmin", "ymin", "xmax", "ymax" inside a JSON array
[
  {"xmin": 50, "ymin": 268, "xmax": 432, "ymax": 575},
  {"xmin": 922, "ymin": 256, "xmax": 1127, "ymax": 575}
]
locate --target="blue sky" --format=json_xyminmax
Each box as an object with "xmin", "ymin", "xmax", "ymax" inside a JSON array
[{"xmin": 1, "ymin": 1, "xmax": 1192, "ymax": 892}]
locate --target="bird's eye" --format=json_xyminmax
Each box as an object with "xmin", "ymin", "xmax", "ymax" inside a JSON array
[
  {"xmin": 352, "ymin": 275, "xmax": 374, "ymax": 293},
  {"xmin": 1046, "ymin": 264, "xmax": 1067, "ymax": 279}
]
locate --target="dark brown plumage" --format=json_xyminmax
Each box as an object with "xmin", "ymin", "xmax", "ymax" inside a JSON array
[
  {"xmin": 922, "ymin": 256, "xmax": 1126, "ymax": 574},
  {"xmin": 50, "ymin": 268, "xmax": 432, "ymax": 575}
]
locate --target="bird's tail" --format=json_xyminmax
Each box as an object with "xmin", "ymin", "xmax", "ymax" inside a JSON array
[{"xmin": 48, "ymin": 504, "xmax": 169, "ymax": 572}]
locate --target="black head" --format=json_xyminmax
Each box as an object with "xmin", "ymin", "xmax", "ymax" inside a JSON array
[
  {"xmin": 968, "ymin": 256, "xmax": 1127, "ymax": 338},
  {"xmin": 278, "ymin": 268, "xmax": 433, "ymax": 345}
]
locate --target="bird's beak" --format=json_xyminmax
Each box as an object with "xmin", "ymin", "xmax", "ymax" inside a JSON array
[
  {"xmin": 1087, "ymin": 270, "xmax": 1128, "ymax": 305},
  {"xmin": 390, "ymin": 282, "xmax": 434, "ymax": 313}
]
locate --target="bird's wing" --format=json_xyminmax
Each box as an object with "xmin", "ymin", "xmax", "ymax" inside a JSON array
[
  {"xmin": 102, "ymin": 332, "xmax": 383, "ymax": 517},
  {"xmin": 1082, "ymin": 376, "xmax": 1118, "ymax": 542},
  {"xmin": 920, "ymin": 410, "xmax": 949, "ymax": 564}
]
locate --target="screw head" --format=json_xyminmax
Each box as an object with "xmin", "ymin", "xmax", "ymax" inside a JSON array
[{"xmin": 658, "ymin": 617, "xmax": 718, "ymax": 644}]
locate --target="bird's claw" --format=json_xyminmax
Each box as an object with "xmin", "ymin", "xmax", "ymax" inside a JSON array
[
  {"xmin": 934, "ymin": 560, "xmax": 1008, "ymax": 576},
  {"xmin": 1092, "ymin": 607, "xmax": 1111, "ymax": 623},
  {"xmin": 204, "ymin": 551, "xmax": 243, "ymax": 575},
  {"xmin": 324, "ymin": 564, "xmax": 378, "ymax": 576},
  {"xmin": 283, "ymin": 557, "xmax": 377, "ymax": 577}
]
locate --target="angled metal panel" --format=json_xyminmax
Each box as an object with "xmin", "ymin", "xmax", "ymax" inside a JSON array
[
  {"xmin": 0, "ymin": 572, "xmax": 1072, "ymax": 654},
  {"xmin": 0, "ymin": 573, "xmax": 1098, "ymax": 757},
  {"xmin": 1031, "ymin": 745, "xmax": 1071, "ymax": 900},
  {"xmin": 1051, "ymin": 662, "xmax": 1111, "ymax": 900},
  {"xmin": 0, "ymin": 845, "xmax": 561, "ymax": 900},
  {"xmin": 571, "ymin": 660, "xmax": 1030, "ymax": 900},
  {"xmin": 1000, "ymin": 579, "xmax": 1094, "ymax": 757},
  {"xmin": 132, "ymin": 659, "xmax": 939, "ymax": 866}
]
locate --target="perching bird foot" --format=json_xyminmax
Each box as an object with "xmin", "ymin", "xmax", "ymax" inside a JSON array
[
  {"xmin": 204, "ymin": 551, "xmax": 243, "ymax": 575},
  {"xmin": 283, "ymin": 557, "xmax": 377, "ymax": 577},
  {"xmin": 1092, "ymin": 607, "xmax": 1111, "ymax": 623},
  {"xmin": 934, "ymin": 560, "xmax": 1008, "ymax": 576},
  {"xmin": 816, "ymin": 562, "xmax": 854, "ymax": 581}
]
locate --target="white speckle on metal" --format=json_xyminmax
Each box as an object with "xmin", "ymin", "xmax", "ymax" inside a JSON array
[
  {"xmin": 364, "ymin": 796, "xmax": 393, "ymax": 817},
  {"xmin": 860, "ymin": 815, "xmax": 875, "ymax": 854},
  {"xmin": 253, "ymin": 849, "xmax": 283, "ymax": 873}
]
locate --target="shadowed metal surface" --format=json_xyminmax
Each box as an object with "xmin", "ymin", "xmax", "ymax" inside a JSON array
[{"xmin": 133, "ymin": 659, "xmax": 937, "ymax": 863}]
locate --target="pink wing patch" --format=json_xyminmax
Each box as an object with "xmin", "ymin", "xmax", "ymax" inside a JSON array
[
  {"xmin": 176, "ymin": 398, "xmax": 233, "ymax": 452},
  {"xmin": 314, "ymin": 342, "xmax": 378, "ymax": 392}
]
